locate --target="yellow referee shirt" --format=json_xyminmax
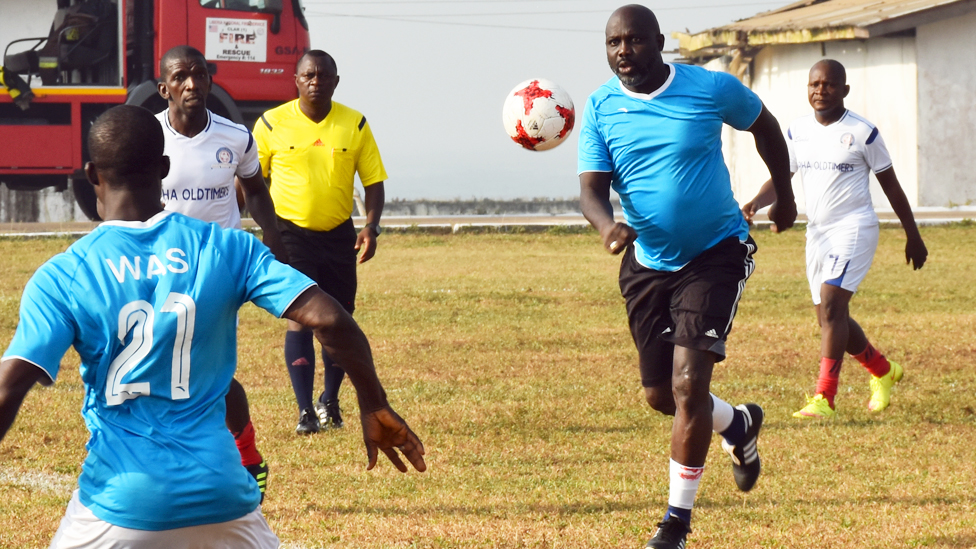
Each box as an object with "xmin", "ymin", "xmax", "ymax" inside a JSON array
[{"xmin": 253, "ymin": 99, "xmax": 387, "ymax": 231}]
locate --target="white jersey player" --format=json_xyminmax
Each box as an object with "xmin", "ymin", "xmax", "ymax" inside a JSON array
[
  {"xmin": 157, "ymin": 108, "xmax": 258, "ymax": 229},
  {"xmin": 743, "ymin": 59, "xmax": 926, "ymax": 419},
  {"xmin": 153, "ymin": 45, "xmax": 287, "ymax": 502}
]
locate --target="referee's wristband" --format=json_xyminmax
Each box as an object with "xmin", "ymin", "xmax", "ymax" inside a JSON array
[{"xmin": 365, "ymin": 222, "xmax": 382, "ymax": 236}]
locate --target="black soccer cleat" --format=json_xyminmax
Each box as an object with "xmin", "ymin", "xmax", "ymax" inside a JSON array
[
  {"xmin": 245, "ymin": 459, "xmax": 269, "ymax": 503},
  {"xmin": 295, "ymin": 407, "xmax": 320, "ymax": 435},
  {"xmin": 721, "ymin": 403, "xmax": 763, "ymax": 492},
  {"xmin": 646, "ymin": 516, "xmax": 691, "ymax": 549},
  {"xmin": 315, "ymin": 398, "xmax": 344, "ymax": 429}
]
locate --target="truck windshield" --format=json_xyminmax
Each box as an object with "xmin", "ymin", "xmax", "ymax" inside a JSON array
[{"xmin": 200, "ymin": 0, "xmax": 282, "ymax": 13}]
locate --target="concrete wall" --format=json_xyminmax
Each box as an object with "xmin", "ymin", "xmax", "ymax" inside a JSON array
[
  {"xmin": 0, "ymin": 186, "xmax": 87, "ymax": 223},
  {"xmin": 718, "ymin": 37, "xmax": 918, "ymax": 213},
  {"xmin": 916, "ymin": 10, "xmax": 976, "ymax": 207}
]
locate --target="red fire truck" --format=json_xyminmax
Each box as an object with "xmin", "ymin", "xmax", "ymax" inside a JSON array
[{"xmin": 0, "ymin": 0, "xmax": 310, "ymax": 219}]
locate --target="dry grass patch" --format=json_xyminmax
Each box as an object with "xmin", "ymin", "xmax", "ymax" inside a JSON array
[{"xmin": 1, "ymin": 227, "xmax": 975, "ymax": 548}]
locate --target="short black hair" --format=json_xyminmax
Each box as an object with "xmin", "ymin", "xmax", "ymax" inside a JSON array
[
  {"xmin": 159, "ymin": 45, "xmax": 207, "ymax": 80},
  {"xmin": 88, "ymin": 105, "xmax": 164, "ymax": 183},
  {"xmin": 296, "ymin": 49, "xmax": 336, "ymax": 73},
  {"xmin": 813, "ymin": 59, "xmax": 847, "ymax": 85}
]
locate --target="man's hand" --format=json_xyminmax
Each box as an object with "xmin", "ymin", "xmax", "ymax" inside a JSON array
[
  {"xmin": 741, "ymin": 199, "xmax": 761, "ymax": 225},
  {"xmin": 361, "ymin": 407, "xmax": 426, "ymax": 472},
  {"xmin": 767, "ymin": 200, "xmax": 797, "ymax": 233},
  {"xmin": 355, "ymin": 229, "xmax": 377, "ymax": 264},
  {"xmin": 906, "ymin": 234, "xmax": 928, "ymax": 270},
  {"xmin": 602, "ymin": 222, "xmax": 637, "ymax": 255}
]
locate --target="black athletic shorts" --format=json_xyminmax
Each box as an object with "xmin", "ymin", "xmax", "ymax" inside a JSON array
[
  {"xmin": 618, "ymin": 235, "xmax": 757, "ymax": 387},
  {"xmin": 278, "ymin": 216, "xmax": 357, "ymax": 314}
]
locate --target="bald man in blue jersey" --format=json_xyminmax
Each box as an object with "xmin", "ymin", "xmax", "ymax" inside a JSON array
[
  {"xmin": 578, "ymin": 5, "xmax": 796, "ymax": 549},
  {"xmin": 0, "ymin": 105, "xmax": 425, "ymax": 549}
]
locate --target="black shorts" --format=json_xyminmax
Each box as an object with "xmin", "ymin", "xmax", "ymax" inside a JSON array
[
  {"xmin": 278, "ymin": 217, "xmax": 357, "ymax": 314},
  {"xmin": 618, "ymin": 236, "xmax": 757, "ymax": 387}
]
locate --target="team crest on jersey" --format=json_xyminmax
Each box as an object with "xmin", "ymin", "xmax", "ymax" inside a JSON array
[
  {"xmin": 212, "ymin": 147, "xmax": 235, "ymax": 169},
  {"xmin": 840, "ymin": 133, "xmax": 855, "ymax": 150}
]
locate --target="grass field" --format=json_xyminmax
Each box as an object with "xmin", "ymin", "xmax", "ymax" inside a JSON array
[{"xmin": 1, "ymin": 225, "xmax": 975, "ymax": 548}]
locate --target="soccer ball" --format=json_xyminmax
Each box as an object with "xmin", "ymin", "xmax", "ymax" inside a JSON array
[{"xmin": 502, "ymin": 78, "xmax": 575, "ymax": 151}]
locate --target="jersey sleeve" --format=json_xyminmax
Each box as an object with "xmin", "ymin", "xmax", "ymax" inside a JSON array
[
  {"xmin": 713, "ymin": 71, "xmax": 762, "ymax": 131},
  {"xmin": 863, "ymin": 126, "xmax": 893, "ymax": 173},
  {"xmin": 2, "ymin": 260, "xmax": 76, "ymax": 382},
  {"xmin": 577, "ymin": 97, "xmax": 613, "ymax": 174},
  {"xmin": 252, "ymin": 114, "xmax": 274, "ymax": 179},
  {"xmin": 355, "ymin": 120, "xmax": 388, "ymax": 187},
  {"xmin": 236, "ymin": 131, "xmax": 262, "ymax": 179},
  {"xmin": 224, "ymin": 230, "xmax": 316, "ymax": 317}
]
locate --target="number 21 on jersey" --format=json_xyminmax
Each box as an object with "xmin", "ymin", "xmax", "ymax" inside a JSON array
[{"xmin": 106, "ymin": 293, "xmax": 196, "ymax": 406}]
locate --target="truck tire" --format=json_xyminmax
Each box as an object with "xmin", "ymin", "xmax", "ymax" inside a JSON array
[{"xmin": 126, "ymin": 80, "xmax": 167, "ymax": 115}]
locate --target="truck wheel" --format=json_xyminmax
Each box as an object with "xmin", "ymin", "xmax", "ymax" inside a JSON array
[
  {"xmin": 71, "ymin": 176, "xmax": 101, "ymax": 221},
  {"xmin": 126, "ymin": 80, "xmax": 167, "ymax": 114}
]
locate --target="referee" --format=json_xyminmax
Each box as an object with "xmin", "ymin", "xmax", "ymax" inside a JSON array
[{"xmin": 253, "ymin": 50, "xmax": 387, "ymax": 435}]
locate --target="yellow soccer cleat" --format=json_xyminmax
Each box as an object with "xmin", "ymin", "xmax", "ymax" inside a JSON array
[
  {"xmin": 868, "ymin": 360, "xmax": 904, "ymax": 412},
  {"xmin": 793, "ymin": 394, "xmax": 836, "ymax": 418}
]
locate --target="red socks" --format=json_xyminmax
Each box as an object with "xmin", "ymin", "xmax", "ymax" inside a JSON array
[
  {"xmin": 233, "ymin": 421, "xmax": 263, "ymax": 467},
  {"xmin": 815, "ymin": 357, "xmax": 842, "ymax": 408},
  {"xmin": 853, "ymin": 343, "xmax": 891, "ymax": 378}
]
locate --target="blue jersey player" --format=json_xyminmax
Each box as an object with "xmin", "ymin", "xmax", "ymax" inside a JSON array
[
  {"xmin": 578, "ymin": 5, "xmax": 796, "ymax": 549},
  {"xmin": 0, "ymin": 105, "xmax": 425, "ymax": 549}
]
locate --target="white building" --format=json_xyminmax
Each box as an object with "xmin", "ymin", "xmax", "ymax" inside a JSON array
[{"xmin": 675, "ymin": 0, "xmax": 976, "ymax": 211}]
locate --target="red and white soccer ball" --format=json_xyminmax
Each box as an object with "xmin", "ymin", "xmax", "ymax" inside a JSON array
[{"xmin": 502, "ymin": 78, "xmax": 575, "ymax": 151}]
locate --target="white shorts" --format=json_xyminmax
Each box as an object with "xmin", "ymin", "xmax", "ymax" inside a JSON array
[
  {"xmin": 50, "ymin": 490, "xmax": 279, "ymax": 549},
  {"xmin": 806, "ymin": 222, "xmax": 878, "ymax": 305}
]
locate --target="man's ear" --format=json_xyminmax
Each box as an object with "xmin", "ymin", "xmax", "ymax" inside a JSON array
[
  {"xmin": 85, "ymin": 161, "xmax": 100, "ymax": 187},
  {"xmin": 160, "ymin": 155, "xmax": 171, "ymax": 180},
  {"xmin": 842, "ymin": 84, "xmax": 850, "ymax": 98},
  {"xmin": 157, "ymin": 80, "xmax": 170, "ymax": 100}
]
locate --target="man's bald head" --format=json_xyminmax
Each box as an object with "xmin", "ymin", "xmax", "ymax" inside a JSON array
[
  {"xmin": 607, "ymin": 4, "xmax": 660, "ymax": 37},
  {"xmin": 88, "ymin": 105, "xmax": 165, "ymax": 184},
  {"xmin": 160, "ymin": 45, "xmax": 207, "ymax": 80},
  {"xmin": 811, "ymin": 59, "xmax": 846, "ymax": 84}
]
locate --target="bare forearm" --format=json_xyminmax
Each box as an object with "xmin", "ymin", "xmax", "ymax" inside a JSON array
[
  {"xmin": 879, "ymin": 172, "xmax": 921, "ymax": 238},
  {"xmin": 0, "ymin": 360, "xmax": 43, "ymax": 443},
  {"xmin": 285, "ymin": 289, "xmax": 389, "ymax": 413},
  {"xmin": 579, "ymin": 174, "xmax": 616, "ymax": 233},
  {"xmin": 364, "ymin": 183, "xmax": 385, "ymax": 226},
  {"xmin": 245, "ymin": 186, "xmax": 279, "ymax": 236},
  {"xmin": 750, "ymin": 179, "xmax": 778, "ymax": 210}
]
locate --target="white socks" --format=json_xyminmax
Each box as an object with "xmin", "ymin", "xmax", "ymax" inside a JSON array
[
  {"xmin": 711, "ymin": 393, "xmax": 735, "ymax": 433},
  {"xmin": 668, "ymin": 458, "xmax": 704, "ymax": 511}
]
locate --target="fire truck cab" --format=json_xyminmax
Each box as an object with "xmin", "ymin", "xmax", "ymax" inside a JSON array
[{"xmin": 0, "ymin": 0, "xmax": 309, "ymax": 219}]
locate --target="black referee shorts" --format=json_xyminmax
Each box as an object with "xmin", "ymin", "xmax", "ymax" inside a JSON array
[
  {"xmin": 278, "ymin": 217, "xmax": 358, "ymax": 314},
  {"xmin": 618, "ymin": 235, "xmax": 757, "ymax": 387}
]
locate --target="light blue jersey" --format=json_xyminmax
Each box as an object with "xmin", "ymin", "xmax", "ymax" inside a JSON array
[
  {"xmin": 3, "ymin": 212, "xmax": 314, "ymax": 530},
  {"xmin": 578, "ymin": 63, "xmax": 760, "ymax": 271}
]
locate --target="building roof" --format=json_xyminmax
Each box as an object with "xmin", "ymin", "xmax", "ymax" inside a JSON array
[{"xmin": 675, "ymin": 0, "xmax": 976, "ymax": 58}]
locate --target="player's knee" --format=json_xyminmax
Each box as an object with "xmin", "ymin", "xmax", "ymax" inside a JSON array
[
  {"xmin": 670, "ymin": 369, "xmax": 710, "ymax": 406},
  {"xmin": 644, "ymin": 385, "xmax": 675, "ymax": 415}
]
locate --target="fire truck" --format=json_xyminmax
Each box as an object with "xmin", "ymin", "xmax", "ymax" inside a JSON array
[{"xmin": 0, "ymin": 0, "xmax": 310, "ymax": 220}]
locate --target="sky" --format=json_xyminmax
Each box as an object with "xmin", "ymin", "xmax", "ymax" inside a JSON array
[{"xmin": 301, "ymin": 0, "xmax": 788, "ymax": 200}]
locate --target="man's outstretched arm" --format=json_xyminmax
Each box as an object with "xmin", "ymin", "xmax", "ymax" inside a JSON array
[
  {"xmin": 747, "ymin": 105, "xmax": 797, "ymax": 233},
  {"xmin": 283, "ymin": 288, "xmax": 426, "ymax": 472}
]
